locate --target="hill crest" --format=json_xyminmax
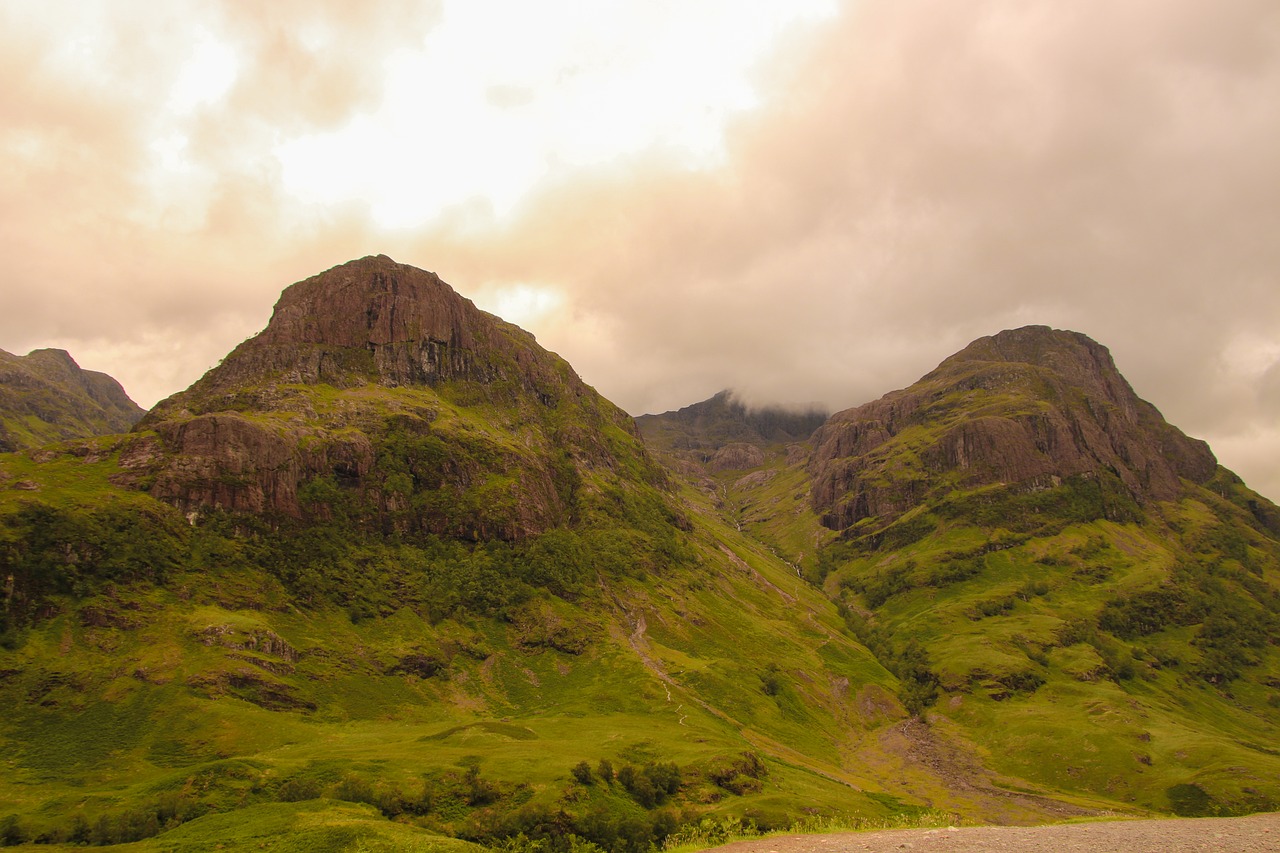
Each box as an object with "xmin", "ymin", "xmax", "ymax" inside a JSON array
[
  {"xmin": 144, "ymin": 255, "xmax": 584, "ymax": 420},
  {"xmin": 809, "ymin": 325, "xmax": 1217, "ymax": 534}
]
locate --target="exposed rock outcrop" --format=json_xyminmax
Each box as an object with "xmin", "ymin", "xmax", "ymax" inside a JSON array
[
  {"xmin": 809, "ymin": 326, "xmax": 1217, "ymax": 533},
  {"xmin": 708, "ymin": 442, "xmax": 766, "ymax": 472},
  {"xmin": 197, "ymin": 624, "xmax": 299, "ymax": 663},
  {"xmin": 133, "ymin": 256, "xmax": 665, "ymax": 539},
  {"xmin": 143, "ymin": 412, "xmax": 375, "ymax": 517}
]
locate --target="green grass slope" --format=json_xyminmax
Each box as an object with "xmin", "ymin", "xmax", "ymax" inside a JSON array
[
  {"xmin": 643, "ymin": 328, "xmax": 1280, "ymax": 822},
  {"xmin": 0, "ymin": 431, "xmax": 985, "ymax": 850},
  {"xmin": 819, "ymin": 472, "xmax": 1280, "ymax": 817},
  {"xmin": 664, "ymin": 433, "xmax": 1280, "ymax": 821}
]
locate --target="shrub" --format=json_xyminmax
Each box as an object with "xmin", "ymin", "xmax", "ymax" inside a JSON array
[
  {"xmin": 465, "ymin": 765, "xmax": 499, "ymax": 806},
  {"xmin": 0, "ymin": 816, "xmax": 28, "ymax": 847},
  {"xmin": 331, "ymin": 774, "xmax": 377, "ymax": 806},
  {"xmin": 1167, "ymin": 783, "xmax": 1217, "ymax": 817},
  {"xmin": 625, "ymin": 774, "xmax": 659, "ymax": 808},
  {"xmin": 571, "ymin": 761, "xmax": 594, "ymax": 785},
  {"xmin": 277, "ymin": 776, "xmax": 322, "ymax": 802},
  {"xmin": 645, "ymin": 762, "xmax": 681, "ymax": 796},
  {"xmin": 760, "ymin": 663, "xmax": 783, "ymax": 696},
  {"xmin": 1098, "ymin": 585, "xmax": 1194, "ymax": 638},
  {"xmin": 708, "ymin": 752, "xmax": 767, "ymax": 795},
  {"xmin": 615, "ymin": 762, "xmax": 681, "ymax": 808}
]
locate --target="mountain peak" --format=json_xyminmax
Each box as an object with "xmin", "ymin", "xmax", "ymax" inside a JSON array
[
  {"xmin": 924, "ymin": 325, "xmax": 1146, "ymax": 419},
  {"xmin": 144, "ymin": 255, "xmax": 548, "ymax": 421},
  {"xmin": 131, "ymin": 257, "xmax": 663, "ymax": 538},
  {"xmin": 933, "ymin": 325, "xmax": 1130, "ymax": 398},
  {"xmin": 949, "ymin": 324, "xmax": 1090, "ymax": 357},
  {"xmin": 943, "ymin": 325, "xmax": 1110, "ymax": 371},
  {"xmin": 810, "ymin": 326, "xmax": 1217, "ymax": 534},
  {"xmin": 636, "ymin": 390, "xmax": 828, "ymax": 473},
  {"xmin": 259, "ymin": 254, "xmax": 475, "ymax": 352},
  {"xmin": 24, "ymin": 348, "xmax": 80, "ymax": 370}
]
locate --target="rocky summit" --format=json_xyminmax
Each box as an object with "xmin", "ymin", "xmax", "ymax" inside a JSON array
[
  {"xmin": 809, "ymin": 326, "xmax": 1218, "ymax": 535},
  {"xmin": 143, "ymin": 255, "xmax": 587, "ymax": 413},
  {"xmin": 130, "ymin": 255, "xmax": 666, "ymax": 538}
]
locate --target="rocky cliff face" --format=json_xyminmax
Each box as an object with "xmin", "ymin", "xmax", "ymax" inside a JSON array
[
  {"xmin": 809, "ymin": 326, "xmax": 1218, "ymax": 533},
  {"xmin": 0, "ymin": 348, "xmax": 144, "ymax": 452},
  {"xmin": 134, "ymin": 256, "xmax": 663, "ymax": 538},
  {"xmin": 144, "ymin": 255, "xmax": 592, "ymax": 418}
]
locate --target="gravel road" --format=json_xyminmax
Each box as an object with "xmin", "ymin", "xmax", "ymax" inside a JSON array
[{"xmin": 706, "ymin": 813, "xmax": 1280, "ymax": 852}]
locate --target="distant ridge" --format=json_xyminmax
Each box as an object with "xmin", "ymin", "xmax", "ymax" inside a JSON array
[
  {"xmin": 0, "ymin": 347, "xmax": 144, "ymax": 452},
  {"xmin": 637, "ymin": 390, "xmax": 827, "ymax": 472}
]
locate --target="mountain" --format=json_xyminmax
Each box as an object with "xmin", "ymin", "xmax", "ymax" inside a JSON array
[
  {"xmin": 3, "ymin": 275, "xmax": 1279, "ymax": 850},
  {"xmin": 808, "ymin": 326, "xmax": 1218, "ymax": 537},
  {"xmin": 637, "ymin": 390, "xmax": 827, "ymax": 470},
  {"xmin": 0, "ymin": 347, "xmax": 144, "ymax": 452},
  {"xmin": 491, "ymin": 318, "xmax": 1280, "ymax": 821},
  {"xmin": 715, "ymin": 325, "xmax": 1280, "ymax": 818},
  {"xmin": 0, "ymin": 258, "xmax": 942, "ymax": 850},
  {"xmin": 128, "ymin": 254, "xmax": 668, "ymax": 541}
]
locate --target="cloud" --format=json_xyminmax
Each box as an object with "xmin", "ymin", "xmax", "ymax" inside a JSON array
[
  {"xmin": 1, "ymin": 1, "xmax": 1278, "ymax": 501},
  {"xmin": 215, "ymin": 0, "xmax": 443, "ymax": 131},
  {"xmin": 414, "ymin": 2, "xmax": 1280, "ymax": 483},
  {"xmin": 0, "ymin": 1, "xmax": 423, "ymax": 399}
]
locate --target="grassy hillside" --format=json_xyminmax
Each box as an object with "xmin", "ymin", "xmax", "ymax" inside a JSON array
[
  {"xmin": 0, "ymin": 429, "xmax": 999, "ymax": 850},
  {"xmin": 823, "ymin": 474, "xmax": 1280, "ymax": 815},
  {"xmin": 636, "ymin": 335, "xmax": 1280, "ymax": 822},
  {"xmin": 665, "ymin": 438, "xmax": 1280, "ymax": 821}
]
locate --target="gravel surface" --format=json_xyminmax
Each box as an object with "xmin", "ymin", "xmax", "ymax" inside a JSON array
[{"xmin": 707, "ymin": 813, "xmax": 1280, "ymax": 852}]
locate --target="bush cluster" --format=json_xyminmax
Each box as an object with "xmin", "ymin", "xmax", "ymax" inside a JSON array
[
  {"xmin": 0, "ymin": 791, "xmax": 205, "ymax": 847},
  {"xmin": 571, "ymin": 759, "xmax": 681, "ymax": 810},
  {"xmin": 705, "ymin": 752, "xmax": 768, "ymax": 796},
  {"xmin": 839, "ymin": 606, "xmax": 939, "ymax": 714},
  {"xmin": 0, "ymin": 501, "xmax": 187, "ymax": 628},
  {"xmin": 1097, "ymin": 560, "xmax": 1279, "ymax": 684}
]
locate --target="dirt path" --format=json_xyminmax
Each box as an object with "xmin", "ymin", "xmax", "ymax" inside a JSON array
[{"xmin": 705, "ymin": 813, "xmax": 1280, "ymax": 852}]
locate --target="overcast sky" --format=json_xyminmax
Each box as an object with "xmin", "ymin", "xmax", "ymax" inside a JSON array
[{"xmin": 2, "ymin": 1, "xmax": 1279, "ymax": 501}]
